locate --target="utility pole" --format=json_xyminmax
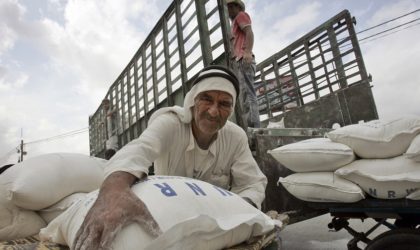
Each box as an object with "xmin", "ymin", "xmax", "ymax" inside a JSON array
[
  {"xmin": 19, "ymin": 140, "xmax": 24, "ymax": 162},
  {"xmin": 18, "ymin": 128, "xmax": 27, "ymax": 162}
]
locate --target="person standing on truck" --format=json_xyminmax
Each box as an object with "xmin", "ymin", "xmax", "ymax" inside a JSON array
[
  {"xmin": 73, "ymin": 66, "xmax": 267, "ymax": 250},
  {"xmin": 227, "ymin": 0, "xmax": 260, "ymax": 129}
]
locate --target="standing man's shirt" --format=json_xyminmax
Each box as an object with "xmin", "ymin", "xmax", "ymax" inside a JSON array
[
  {"xmin": 231, "ymin": 11, "xmax": 252, "ymax": 61},
  {"xmin": 104, "ymin": 112, "xmax": 267, "ymax": 209}
]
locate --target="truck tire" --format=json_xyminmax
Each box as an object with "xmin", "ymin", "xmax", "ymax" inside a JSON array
[{"xmin": 366, "ymin": 228, "xmax": 420, "ymax": 250}]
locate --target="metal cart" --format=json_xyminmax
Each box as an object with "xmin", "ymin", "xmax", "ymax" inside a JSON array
[{"xmin": 308, "ymin": 198, "xmax": 420, "ymax": 250}]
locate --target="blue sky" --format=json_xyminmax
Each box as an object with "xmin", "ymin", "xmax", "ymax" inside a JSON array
[{"xmin": 0, "ymin": 0, "xmax": 419, "ymax": 163}]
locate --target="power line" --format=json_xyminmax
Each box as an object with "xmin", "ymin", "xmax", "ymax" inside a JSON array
[
  {"xmin": 25, "ymin": 127, "xmax": 89, "ymax": 145},
  {"xmin": 359, "ymin": 21, "xmax": 420, "ymax": 45},
  {"xmin": 1, "ymin": 127, "xmax": 89, "ymax": 161},
  {"xmin": 258, "ymin": 10, "xmax": 420, "ymax": 100},
  {"xmin": 273, "ymin": 12, "xmax": 420, "ymax": 71},
  {"xmin": 357, "ymin": 9, "xmax": 420, "ymax": 34},
  {"xmin": 359, "ymin": 17, "xmax": 420, "ymax": 42},
  {"xmin": 337, "ymin": 18, "xmax": 420, "ymax": 50}
]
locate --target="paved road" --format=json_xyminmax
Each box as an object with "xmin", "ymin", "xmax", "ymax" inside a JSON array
[{"xmin": 279, "ymin": 214, "xmax": 390, "ymax": 250}]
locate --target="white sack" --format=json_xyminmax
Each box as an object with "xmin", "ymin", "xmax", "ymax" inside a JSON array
[
  {"xmin": 405, "ymin": 134, "xmax": 420, "ymax": 162},
  {"xmin": 335, "ymin": 156, "xmax": 420, "ymax": 199},
  {"xmin": 278, "ymin": 172, "xmax": 365, "ymax": 203},
  {"xmin": 38, "ymin": 193, "xmax": 86, "ymax": 224},
  {"xmin": 0, "ymin": 183, "xmax": 46, "ymax": 241},
  {"xmin": 40, "ymin": 176, "xmax": 277, "ymax": 250},
  {"xmin": 327, "ymin": 116, "xmax": 420, "ymax": 158},
  {"xmin": 268, "ymin": 138, "xmax": 355, "ymax": 172},
  {"xmin": 0, "ymin": 153, "xmax": 106, "ymax": 210},
  {"xmin": 406, "ymin": 189, "xmax": 420, "ymax": 200}
]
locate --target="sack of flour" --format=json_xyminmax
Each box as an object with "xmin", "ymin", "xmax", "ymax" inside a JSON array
[
  {"xmin": 335, "ymin": 156, "xmax": 420, "ymax": 199},
  {"xmin": 40, "ymin": 176, "xmax": 277, "ymax": 250},
  {"xmin": 405, "ymin": 134, "xmax": 420, "ymax": 162},
  {"xmin": 406, "ymin": 189, "xmax": 420, "ymax": 200},
  {"xmin": 328, "ymin": 116, "xmax": 420, "ymax": 158},
  {"xmin": 0, "ymin": 153, "xmax": 106, "ymax": 210},
  {"xmin": 278, "ymin": 172, "xmax": 365, "ymax": 203},
  {"xmin": 268, "ymin": 138, "xmax": 355, "ymax": 172},
  {"xmin": 38, "ymin": 193, "xmax": 86, "ymax": 224},
  {"xmin": 0, "ymin": 183, "xmax": 46, "ymax": 241}
]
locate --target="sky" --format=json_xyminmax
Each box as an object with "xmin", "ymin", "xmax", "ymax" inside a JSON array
[{"xmin": 0, "ymin": 0, "xmax": 419, "ymax": 164}]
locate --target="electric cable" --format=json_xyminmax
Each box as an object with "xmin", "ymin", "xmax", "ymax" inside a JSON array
[
  {"xmin": 359, "ymin": 17, "xmax": 420, "ymax": 42},
  {"xmin": 357, "ymin": 9, "xmax": 420, "ymax": 34},
  {"xmin": 25, "ymin": 127, "xmax": 89, "ymax": 145}
]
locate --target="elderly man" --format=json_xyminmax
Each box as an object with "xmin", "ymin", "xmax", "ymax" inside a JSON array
[
  {"xmin": 227, "ymin": 0, "xmax": 260, "ymax": 129},
  {"xmin": 74, "ymin": 66, "xmax": 267, "ymax": 249}
]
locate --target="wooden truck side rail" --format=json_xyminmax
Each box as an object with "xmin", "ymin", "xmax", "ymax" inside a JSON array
[
  {"xmin": 87, "ymin": 0, "xmax": 380, "ymax": 224},
  {"xmin": 254, "ymin": 9, "xmax": 378, "ymax": 127},
  {"xmin": 248, "ymin": 9, "xmax": 378, "ymax": 219},
  {"xmin": 88, "ymin": 0, "xmax": 232, "ymax": 158}
]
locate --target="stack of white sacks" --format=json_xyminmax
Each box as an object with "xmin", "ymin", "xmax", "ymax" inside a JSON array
[
  {"xmin": 0, "ymin": 153, "xmax": 278, "ymax": 249},
  {"xmin": 269, "ymin": 115, "xmax": 420, "ymax": 203},
  {"xmin": 0, "ymin": 153, "xmax": 106, "ymax": 240}
]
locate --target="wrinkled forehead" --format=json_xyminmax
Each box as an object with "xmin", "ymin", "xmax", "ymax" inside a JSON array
[
  {"xmin": 195, "ymin": 90, "xmax": 234, "ymax": 101},
  {"xmin": 191, "ymin": 76, "xmax": 237, "ymax": 103}
]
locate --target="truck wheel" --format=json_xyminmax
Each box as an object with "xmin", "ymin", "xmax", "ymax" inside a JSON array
[{"xmin": 366, "ymin": 228, "xmax": 420, "ymax": 250}]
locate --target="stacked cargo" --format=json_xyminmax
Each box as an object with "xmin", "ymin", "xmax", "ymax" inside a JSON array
[
  {"xmin": 271, "ymin": 116, "xmax": 420, "ymax": 203},
  {"xmin": 0, "ymin": 153, "xmax": 279, "ymax": 249},
  {"xmin": 0, "ymin": 153, "xmax": 106, "ymax": 240},
  {"xmin": 40, "ymin": 176, "xmax": 278, "ymax": 250}
]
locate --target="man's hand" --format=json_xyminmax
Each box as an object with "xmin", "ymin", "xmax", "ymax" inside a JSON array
[
  {"xmin": 242, "ymin": 51, "xmax": 253, "ymax": 65},
  {"xmin": 73, "ymin": 172, "xmax": 162, "ymax": 250}
]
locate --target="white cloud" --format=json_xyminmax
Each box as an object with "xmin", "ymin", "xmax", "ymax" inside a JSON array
[
  {"xmin": 252, "ymin": 1, "xmax": 322, "ymax": 61},
  {"xmin": 47, "ymin": 0, "xmax": 66, "ymax": 13},
  {"xmin": 361, "ymin": 0, "xmax": 420, "ymax": 119},
  {"xmin": 1, "ymin": 0, "xmax": 419, "ymax": 162},
  {"xmin": 36, "ymin": 0, "xmax": 159, "ymax": 100},
  {"xmin": 0, "ymin": 104, "xmax": 20, "ymax": 160},
  {"xmin": 0, "ymin": 0, "xmax": 166, "ymax": 160},
  {"xmin": 0, "ymin": 65, "xmax": 28, "ymax": 90},
  {"xmin": 0, "ymin": 24, "xmax": 16, "ymax": 56},
  {"xmin": 272, "ymin": 2, "xmax": 322, "ymax": 38},
  {"xmin": 368, "ymin": 0, "xmax": 419, "ymax": 27},
  {"xmin": 0, "ymin": 0, "xmax": 26, "ymax": 55},
  {"xmin": 0, "ymin": 87, "xmax": 90, "ymax": 161}
]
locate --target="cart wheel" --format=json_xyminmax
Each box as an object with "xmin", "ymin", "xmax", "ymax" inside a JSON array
[
  {"xmin": 366, "ymin": 228, "xmax": 420, "ymax": 250},
  {"xmin": 395, "ymin": 218, "xmax": 420, "ymax": 228}
]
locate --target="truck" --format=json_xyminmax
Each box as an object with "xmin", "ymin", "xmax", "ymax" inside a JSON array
[{"xmin": 88, "ymin": 1, "xmax": 420, "ymax": 249}]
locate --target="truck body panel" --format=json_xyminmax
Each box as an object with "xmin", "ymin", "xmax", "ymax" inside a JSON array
[{"xmin": 88, "ymin": 0, "xmax": 379, "ymax": 222}]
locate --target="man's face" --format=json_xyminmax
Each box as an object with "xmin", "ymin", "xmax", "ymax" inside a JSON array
[
  {"xmin": 192, "ymin": 90, "xmax": 233, "ymax": 136},
  {"xmin": 227, "ymin": 3, "xmax": 240, "ymax": 20}
]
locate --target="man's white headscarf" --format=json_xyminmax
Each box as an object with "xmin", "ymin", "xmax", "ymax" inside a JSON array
[{"xmin": 149, "ymin": 67, "xmax": 238, "ymax": 124}]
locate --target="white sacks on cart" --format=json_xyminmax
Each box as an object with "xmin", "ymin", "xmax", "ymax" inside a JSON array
[
  {"xmin": 268, "ymin": 138, "xmax": 355, "ymax": 172},
  {"xmin": 40, "ymin": 176, "xmax": 277, "ymax": 250},
  {"xmin": 269, "ymin": 137, "xmax": 362, "ymax": 203},
  {"xmin": 38, "ymin": 193, "xmax": 87, "ymax": 223},
  {"xmin": 327, "ymin": 115, "xmax": 420, "ymax": 159},
  {"xmin": 335, "ymin": 156, "xmax": 420, "ymax": 199},
  {"xmin": 278, "ymin": 172, "xmax": 365, "ymax": 203},
  {"xmin": 0, "ymin": 183, "xmax": 46, "ymax": 241},
  {"xmin": 0, "ymin": 153, "xmax": 106, "ymax": 210},
  {"xmin": 273, "ymin": 115, "xmax": 420, "ymax": 202},
  {"xmin": 405, "ymin": 134, "xmax": 420, "ymax": 162},
  {"xmin": 0, "ymin": 153, "xmax": 106, "ymax": 240},
  {"xmin": 329, "ymin": 116, "xmax": 420, "ymax": 200}
]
